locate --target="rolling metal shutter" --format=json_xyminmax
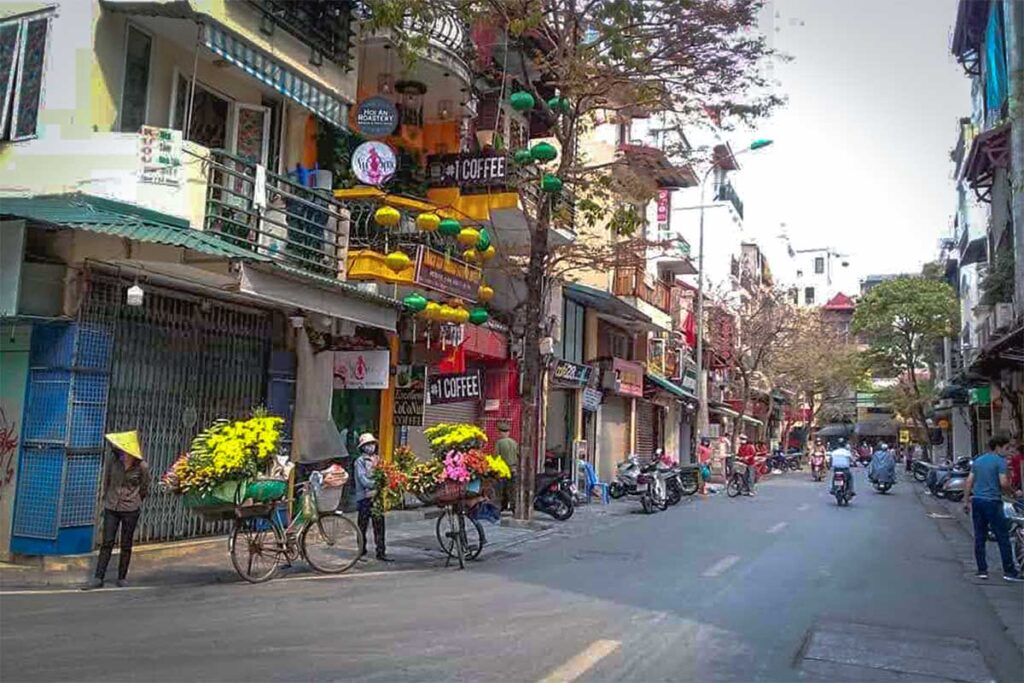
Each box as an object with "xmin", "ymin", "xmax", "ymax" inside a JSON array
[
  {"xmin": 405, "ymin": 400, "xmax": 479, "ymax": 459},
  {"xmin": 597, "ymin": 397, "xmax": 627, "ymax": 483},
  {"xmin": 636, "ymin": 400, "xmax": 656, "ymax": 462}
]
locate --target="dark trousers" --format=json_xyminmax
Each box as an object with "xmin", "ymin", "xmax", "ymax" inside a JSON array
[
  {"xmin": 971, "ymin": 498, "xmax": 1016, "ymax": 575},
  {"xmin": 356, "ymin": 498, "xmax": 385, "ymax": 556},
  {"xmin": 95, "ymin": 508, "xmax": 141, "ymax": 581}
]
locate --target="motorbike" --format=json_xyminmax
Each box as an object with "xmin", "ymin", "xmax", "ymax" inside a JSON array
[
  {"xmin": 832, "ymin": 469, "xmax": 852, "ymax": 506},
  {"xmin": 784, "ymin": 450, "xmax": 802, "ymax": 471},
  {"xmin": 940, "ymin": 463, "xmax": 971, "ymax": 502},
  {"xmin": 609, "ymin": 454, "xmax": 674, "ymax": 512},
  {"xmin": 925, "ymin": 457, "xmax": 971, "ymax": 499},
  {"xmin": 810, "ymin": 453, "xmax": 827, "ymax": 481},
  {"xmin": 766, "ymin": 451, "xmax": 788, "ymax": 472},
  {"xmin": 912, "ymin": 459, "xmax": 933, "ymax": 482},
  {"xmin": 637, "ymin": 465, "xmax": 670, "ymax": 514},
  {"xmin": 608, "ymin": 455, "xmax": 643, "ymax": 499},
  {"xmin": 533, "ymin": 471, "xmax": 575, "ymax": 520},
  {"xmin": 1004, "ymin": 499, "xmax": 1024, "ymax": 575}
]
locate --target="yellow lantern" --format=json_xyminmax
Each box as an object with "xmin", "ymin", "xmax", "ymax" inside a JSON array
[
  {"xmin": 480, "ymin": 245, "xmax": 496, "ymax": 261},
  {"xmin": 374, "ymin": 206, "xmax": 401, "ymax": 227},
  {"xmin": 453, "ymin": 307, "xmax": 470, "ymax": 324},
  {"xmin": 438, "ymin": 305, "xmax": 455, "ymax": 322},
  {"xmin": 462, "ymin": 249, "xmax": 478, "ymax": 263},
  {"xmin": 423, "ymin": 302, "xmax": 441, "ymax": 320},
  {"xmin": 416, "ymin": 213, "xmax": 440, "ymax": 232},
  {"xmin": 385, "ymin": 251, "xmax": 410, "ymax": 272},
  {"xmin": 457, "ymin": 227, "xmax": 481, "ymax": 247},
  {"xmin": 478, "ymin": 284, "xmax": 495, "ymax": 302}
]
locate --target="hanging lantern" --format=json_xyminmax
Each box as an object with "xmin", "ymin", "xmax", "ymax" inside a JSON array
[
  {"xmin": 530, "ymin": 142, "xmax": 558, "ymax": 163},
  {"xmin": 423, "ymin": 302, "xmax": 441, "ymax": 320},
  {"xmin": 438, "ymin": 217, "xmax": 461, "ymax": 237},
  {"xmin": 462, "ymin": 249, "xmax": 478, "ymax": 263},
  {"xmin": 547, "ymin": 96, "xmax": 570, "ymax": 113},
  {"xmin": 513, "ymin": 149, "xmax": 533, "ymax": 165},
  {"xmin": 438, "ymin": 305, "xmax": 455, "ymax": 322},
  {"xmin": 541, "ymin": 173, "xmax": 563, "ymax": 193},
  {"xmin": 416, "ymin": 213, "xmax": 440, "ymax": 232},
  {"xmin": 480, "ymin": 245, "xmax": 496, "ymax": 261},
  {"xmin": 468, "ymin": 308, "xmax": 489, "ymax": 325},
  {"xmin": 478, "ymin": 284, "xmax": 494, "ymax": 302},
  {"xmin": 374, "ymin": 205, "xmax": 401, "ymax": 227},
  {"xmin": 457, "ymin": 227, "xmax": 480, "ymax": 247},
  {"xmin": 509, "ymin": 91, "xmax": 535, "ymax": 111},
  {"xmin": 475, "ymin": 227, "xmax": 492, "ymax": 252},
  {"xmin": 403, "ymin": 292, "xmax": 428, "ymax": 312},
  {"xmin": 452, "ymin": 307, "xmax": 471, "ymax": 324},
  {"xmin": 385, "ymin": 251, "xmax": 411, "ymax": 272}
]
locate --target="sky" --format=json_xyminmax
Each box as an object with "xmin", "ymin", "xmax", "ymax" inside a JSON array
[{"xmin": 736, "ymin": 0, "xmax": 971, "ymax": 290}]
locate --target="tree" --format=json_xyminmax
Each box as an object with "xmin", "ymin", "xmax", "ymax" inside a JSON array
[
  {"xmin": 369, "ymin": 0, "xmax": 779, "ymax": 518},
  {"xmin": 851, "ymin": 277, "xmax": 959, "ymax": 430}
]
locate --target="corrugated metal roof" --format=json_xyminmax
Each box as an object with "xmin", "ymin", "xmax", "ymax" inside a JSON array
[
  {"xmin": 1, "ymin": 193, "xmax": 270, "ymax": 261},
  {"xmin": 270, "ymin": 263, "xmax": 402, "ymax": 309}
]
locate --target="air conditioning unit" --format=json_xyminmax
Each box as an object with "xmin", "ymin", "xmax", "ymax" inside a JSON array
[
  {"xmin": 602, "ymin": 371, "xmax": 622, "ymax": 393},
  {"xmin": 994, "ymin": 303, "xmax": 1014, "ymax": 332}
]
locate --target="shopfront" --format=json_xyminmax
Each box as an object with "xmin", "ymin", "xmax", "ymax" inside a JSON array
[
  {"xmin": 546, "ymin": 359, "xmax": 595, "ymax": 470},
  {"xmin": 596, "ymin": 357, "xmax": 644, "ymax": 481}
]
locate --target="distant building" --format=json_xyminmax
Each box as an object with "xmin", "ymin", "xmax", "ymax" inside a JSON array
[{"xmin": 822, "ymin": 293, "xmax": 855, "ymax": 340}]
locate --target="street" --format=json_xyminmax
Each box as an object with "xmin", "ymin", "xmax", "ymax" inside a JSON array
[{"xmin": 2, "ymin": 472, "xmax": 1022, "ymax": 682}]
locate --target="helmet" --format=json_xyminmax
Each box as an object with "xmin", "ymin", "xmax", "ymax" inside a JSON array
[
  {"xmin": 879, "ymin": 442, "xmax": 888, "ymax": 450},
  {"xmin": 837, "ymin": 437, "xmax": 847, "ymax": 446},
  {"xmin": 357, "ymin": 433, "xmax": 378, "ymax": 449},
  {"xmin": 739, "ymin": 434, "xmax": 749, "ymax": 442}
]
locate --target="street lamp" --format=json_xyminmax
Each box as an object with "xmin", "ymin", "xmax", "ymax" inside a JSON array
[{"xmin": 693, "ymin": 139, "xmax": 773, "ymax": 450}]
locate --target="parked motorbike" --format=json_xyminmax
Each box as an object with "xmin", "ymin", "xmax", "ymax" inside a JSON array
[
  {"xmin": 912, "ymin": 459, "xmax": 933, "ymax": 482},
  {"xmin": 784, "ymin": 451, "xmax": 802, "ymax": 471},
  {"xmin": 608, "ymin": 455, "xmax": 643, "ymax": 500},
  {"xmin": 1004, "ymin": 499, "xmax": 1024, "ymax": 575},
  {"xmin": 766, "ymin": 451, "xmax": 788, "ymax": 472},
  {"xmin": 926, "ymin": 457, "xmax": 971, "ymax": 499},
  {"xmin": 810, "ymin": 453, "xmax": 827, "ymax": 481},
  {"xmin": 609, "ymin": 454, "xmax": 673, "ymax": 512},
  {"xmin": 638, "ymin": 465, "xmax": 669, "ymax": 514},
  {"xmin": 940, "ymin": 464, "xmax": 971, "ymax": 502},
  {"xmin": 832, "ymin": 470, "xmax": 852, "ymax": 506},
  {"xmin": 533, "ymin": 471, "xmax": 575, "ymax": 520}
]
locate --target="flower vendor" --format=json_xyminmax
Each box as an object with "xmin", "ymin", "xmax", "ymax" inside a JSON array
[{"xmin": 354, "ymin": 433, "xmax": 391, "ymax": 562}]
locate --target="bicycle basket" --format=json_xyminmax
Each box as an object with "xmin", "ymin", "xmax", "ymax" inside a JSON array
[
  {"xmin": 432, "ymin": 480, "xmax": 470, "ymax": 505},
  {"xmin": 316, "ymin": 485, "xmax": 344, "ymax": 512}
]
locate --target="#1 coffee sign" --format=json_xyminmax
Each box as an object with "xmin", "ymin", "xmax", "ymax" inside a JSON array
[
  {"xmin": 427, "ymin": 371, "xmax": 482, "ymax": 405},
  {"xmin": 427, "ymin": 153, "xmax": 508, "ymax": 188}
]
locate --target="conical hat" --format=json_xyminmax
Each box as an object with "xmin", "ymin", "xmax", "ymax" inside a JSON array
[{"xmin": 105, "ymin": 431, "xmax": 143, "ymax": 459}]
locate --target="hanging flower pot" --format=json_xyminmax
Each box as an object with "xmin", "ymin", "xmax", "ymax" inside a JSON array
[
  {"xmin": 403, "ymin": 293, "xmax": 428, "ymax": 312},
  {"xmin": 513, "ymin": 149, "xmax": 533, "ymax": 165},
  {"xmin": 438, "ymin": 217, "xmax": 461, "ymax": 237},
  {"xmin": 478, "ymin": 284, "xmax": 495, "ymax": 302},
  {"xmin": 480, "ymin": 245, "xmax": 496, "ymax": 261},
  {"xmin": 468, "ymin": 308, "xmax": 489, "ymax": 325},
  {"xmin": 416, "ymin": 213, "xmax": 440, "ymax": 232},
  {"xmin": 547, "ymin": 96, "xmax": 570, "ymax": 113},
  {"xmin": 541, "ymin": 173, "xmax": 563, "ymax": 193},
  {"xmin": 385, "ymin": 251, "xmax": 411, "ymax": 272},
  {"xmin": 475, "ymin": 227, "xmax": 491, "ymax": 252},
  {"xmin": 509, "ymin": 91, "xmax": 535, "ymax": 112},
  {"xmin": 374, "ymin": 205, "xmax": 401, "ymax": 227},
  {"xmin": 530, "ymin": 142, "xmax": 557, "ymax": 163},
  {"xmin": 457, "ymin": 227, "xmax": 480, "ymax": 247}
]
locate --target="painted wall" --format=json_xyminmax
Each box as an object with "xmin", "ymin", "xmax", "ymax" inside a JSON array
[{"xmin": 0, "ymin": 325, "xmax": 31, "ymax": 560}]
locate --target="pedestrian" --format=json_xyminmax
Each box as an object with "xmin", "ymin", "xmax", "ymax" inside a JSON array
[
  {"xmin": 495, "ymin": 420, "xmax": 518, "ymax": 511},
  {"xmin": 354, "ymin": 433, "xmax": 391, "ymax": 562},
  {"xmin": 963, "ymin": 434, "xmax": 1022, "ymax": 582},
  {"xmin": 83, "ymin": 431, "xmax": 151, "ymax": 590},
  {"xmin": 1007, "ymin": 436, "xmax": 1023, "ymax": 496},
  {"xmin": 738, "ymin": 434, "xmax": 757, "ymax": 496},
  {"xmin": 697, "ymin": 436, "xmax": 712, "ymax": 496}
]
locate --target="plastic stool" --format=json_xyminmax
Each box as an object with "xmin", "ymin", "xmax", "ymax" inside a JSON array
[{"xmin": 591, "ymin": 482, "xmax": 610, "ymax": 504}]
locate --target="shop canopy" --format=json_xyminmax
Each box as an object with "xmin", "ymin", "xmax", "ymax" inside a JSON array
[
  {"xmin": 709, "ymin": 402, "xmax": 739, "ymax": 419},
  {"xmin": 644, "ymin": 372, "xmax": 696, "ymax": 403},
  {"xmin": 816, "ymin": 423, "xmax": 854, "ymax": 438},
  {"xmin": 564, "ymin": 282, "xmax": 653, "ymax": 328},
  {"xmin": 741, "ymin": 414, "xmax": 764, "ymax": 427},
  {"xmin": 854, "ymin": 421, "xmax": 899, "ymax": 437}
]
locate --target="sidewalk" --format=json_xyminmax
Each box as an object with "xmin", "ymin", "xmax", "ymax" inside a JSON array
[
  {"xmin": 0, "ymin": 497, "xmax": 643, "ymax": 590},
  {"xmin": 915, "ymin": 485, "xmax": 1024, "ymax": 654}
]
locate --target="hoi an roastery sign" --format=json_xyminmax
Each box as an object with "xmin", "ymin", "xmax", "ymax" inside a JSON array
[
  {"xmin": 426, "ymin": 153, "xmax": 508, "ymax": 188},
  {"xmin": 427, "ymin": 371, "xmax": 481, "ymax": 405},
  {"xmin": 355, "ymin": 97, "xmax": 399, "ymax": 138}
]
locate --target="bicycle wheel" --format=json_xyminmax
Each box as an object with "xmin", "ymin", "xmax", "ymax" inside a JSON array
[
  {"xmin": 230, "ymin": 518, "xmax": 283, "ymax": 583},
  {"xmin": 726, "ymin": 474, "xmax": 742, "ymax": 498},
  {"xmin": 300, "ymin": 513, "xmax": 362, "ymax": 574},
  {"xmin": 1011, "ymin": 526, "xmax": 1024, "ymax": 575},
  {"xmin": 435, "ymin": 509, "xmax": 485, "ymax": 560},
  {"xmin": 440, "ymin": 507, "xmax": 466, "ymax": 569}
]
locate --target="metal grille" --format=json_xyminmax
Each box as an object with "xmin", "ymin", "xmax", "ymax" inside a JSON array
[
  {"xmin": 636, "ymin": 400, "xmax": 655, "ymax": 462},
  {"xmin": 60, "ymin": 453, "xmax": 103, "ymax": 527},
  {"xmin": 11, "ymin": 446, "xmax": 64, "ymax": 539},
  {"xmin": 80, "ymin": 276, "xmax": 271, "ymax": 543}
]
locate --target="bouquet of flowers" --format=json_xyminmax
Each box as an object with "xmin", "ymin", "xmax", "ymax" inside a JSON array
[
  {"xmin": 405, "ymin": 459, "xmax": 445, "ymax": 497},
  {"xmin": 162, "ymin": 409, "xmax": 284, "ymax": 495},
  {"xmin": 424, "ymin": 423, "xmax": 488, "ymax": 456},
  {"xmin": 372, "ymin": 460, "xmax": 408, "ymax": 515}
]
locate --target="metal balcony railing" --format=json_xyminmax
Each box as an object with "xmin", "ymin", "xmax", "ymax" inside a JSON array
[
  {"xmin": 247, "ymin": 0, "xmax": 356, "ymax": 68},
  {"xmin": 201, "ymin": 149, "xmax": 350, "ymax": 278},
  {"xmin": 405, "ymin": 14, "xmax": 469, "ymax": 56},
  {"xmin": 613, "ymin": 268, "xmax": 672, "ymax": 314}
]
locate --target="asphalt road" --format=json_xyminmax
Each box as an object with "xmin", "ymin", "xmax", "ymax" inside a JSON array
[{"xmin": 2, "ymin": 471, "xmax": 1022, "ymax": 682}]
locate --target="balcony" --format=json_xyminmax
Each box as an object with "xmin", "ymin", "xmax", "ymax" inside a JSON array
[
  {"xmin": 246, "ymin": 0, "xmax": 356, "ymax": 69},
  {"xmin": 201, "ymin": 148, "xmax": 349, "ymax": 279},
  {"xmin": 613, "ymin": 267, "xmax": 672, "ymax": 315}
]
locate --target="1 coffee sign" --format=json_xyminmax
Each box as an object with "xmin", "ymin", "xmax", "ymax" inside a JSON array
[
  {"xmin": 427, "ymin": 371, "xmax": 482, "ymax": 405},
  {"xmin": 427, "ymin": 153, "xmax": 508, "ymax": 188}
]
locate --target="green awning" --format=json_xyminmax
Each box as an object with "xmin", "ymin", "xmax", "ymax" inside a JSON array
[
  {"xmin": 645, "ymin": 372, "xmax": 696, "ymax": 401},
  {"xmin": 1, "ymin": 193, "xmax": 269, "ymax": 261}
]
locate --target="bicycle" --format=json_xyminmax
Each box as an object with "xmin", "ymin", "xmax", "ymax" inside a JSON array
[
  {"xmin": 726, "ymin": 460, "xmax": 754, "ymax": 498},
  {"xmin": 434, "ymin": 500, "xmax": 486, "ymax": 569},
  {"xmin": 229, "ymin": 472, "xmax": 363, "ymax": 583}
]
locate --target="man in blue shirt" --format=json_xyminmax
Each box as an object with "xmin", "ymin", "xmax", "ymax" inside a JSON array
[
  {"xmin": 830, "ymin": 438, "xmax": 855, "ymax": 497},
  {"xmin": 963, "ymin": 434, "xmax": 1021, "ymax": 581}
]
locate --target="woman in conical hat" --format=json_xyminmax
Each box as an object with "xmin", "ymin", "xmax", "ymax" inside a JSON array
[{"xmin": 83, "ymin": 431, "xmax": 151, "ymax": 590}]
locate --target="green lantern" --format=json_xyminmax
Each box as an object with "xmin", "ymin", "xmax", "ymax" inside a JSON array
[
  {"xmin": 513, "ymin": 149, "xmax": 533, "ymax": 165},
  {"xmin": 438, "ymin": 217, "xmax": 461, "ymax": 237},
  {"xmin": 475, "ymin": 227, "xmax": 492, "ymax": 252},
  {"xmin": 468, "ymin": 308, "xmax": 489, "ymax": 325},
  {"xmin": 403, "ymin": 293, "xmax": 428, "ymax": 312},
  {"xmin": 509, "ymin": 91, "xmax": 535, "ymax": 111},
  {"xmin": 547, "ymin": 96, "xmax": 570, "ymax": 113},
  {"xmin": 530, "ymin": 142, "xmax": 558, "ymax": 163},
  {"xmin": 541, "ymin": 174, "xmax": 563, "ymax": 193}
]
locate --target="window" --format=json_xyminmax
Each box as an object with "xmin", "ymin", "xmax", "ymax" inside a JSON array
[
  {"xmin": 610, "ymin": 332, "xmax": 631, "ymax": 360},
  {"xmin": 804, "ymin": 287, "xmax": 815, "ymax": 305},
  {"xmin": 173, "ymin": 74, "xmax": 230, "ymax": 150},
  {"xmin": 119, "ymin": 25, "xmax": 152, "ymax": 133},
  {"xmin": 560, "ymin": 298, "xmax": 585, "ymax": 365},
  {"xmin": 814, "ymin": 256, "xmax": 825, "ymax": 274},
  {"xmin": 0, "ymin": 13, "xmax": 49, "ymax": 141}
]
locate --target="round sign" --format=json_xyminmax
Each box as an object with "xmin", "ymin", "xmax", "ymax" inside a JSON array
[
  {"xmin": 355, "ymin": 96, "xmax": 399, "ymax": 138},
  {"xmin": 351, "ymin": 141, "xmax": 397, "ymax": 186}
]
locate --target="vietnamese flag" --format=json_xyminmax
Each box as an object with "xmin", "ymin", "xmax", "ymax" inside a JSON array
[{"xmin": 438, "ymin": 341, "xmax": 466, "ymax": 374}]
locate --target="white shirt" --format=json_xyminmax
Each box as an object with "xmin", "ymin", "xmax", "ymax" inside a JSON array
[{"xmin": 830, "ymin": 448, "xmax": 852, "ymax": 469}]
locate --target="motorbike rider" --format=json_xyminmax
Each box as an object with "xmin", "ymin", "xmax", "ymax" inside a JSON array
[
  {"xmin": 830, "ymin": 437, "xmax": 855, "ymax": 497},
  {"xmin": 868, "ymin": 442, "xmax": 896, "ymax": 486},
  {"xmin": 810, "ymin": 439, "xmax": 827, "ymax": 476}
]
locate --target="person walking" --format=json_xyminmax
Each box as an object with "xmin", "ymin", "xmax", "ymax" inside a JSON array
[
  {"xmin": 963, "ymin": 434, "xmax": 1022, "ymax": 582},
  {"xmin": 495, "ymin": 421, "xmax": 519, "ymax": 511},
  {"xmin": 697, "ymin": 436, "xmax": 712, "ymax": 496},
  {"xmin": 83, "ymin": 431, "xmax": 151, "ymax": 589},
  {"xmin": 354, "ymin": 433, "xmax": 390, "ymax": 562}
]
